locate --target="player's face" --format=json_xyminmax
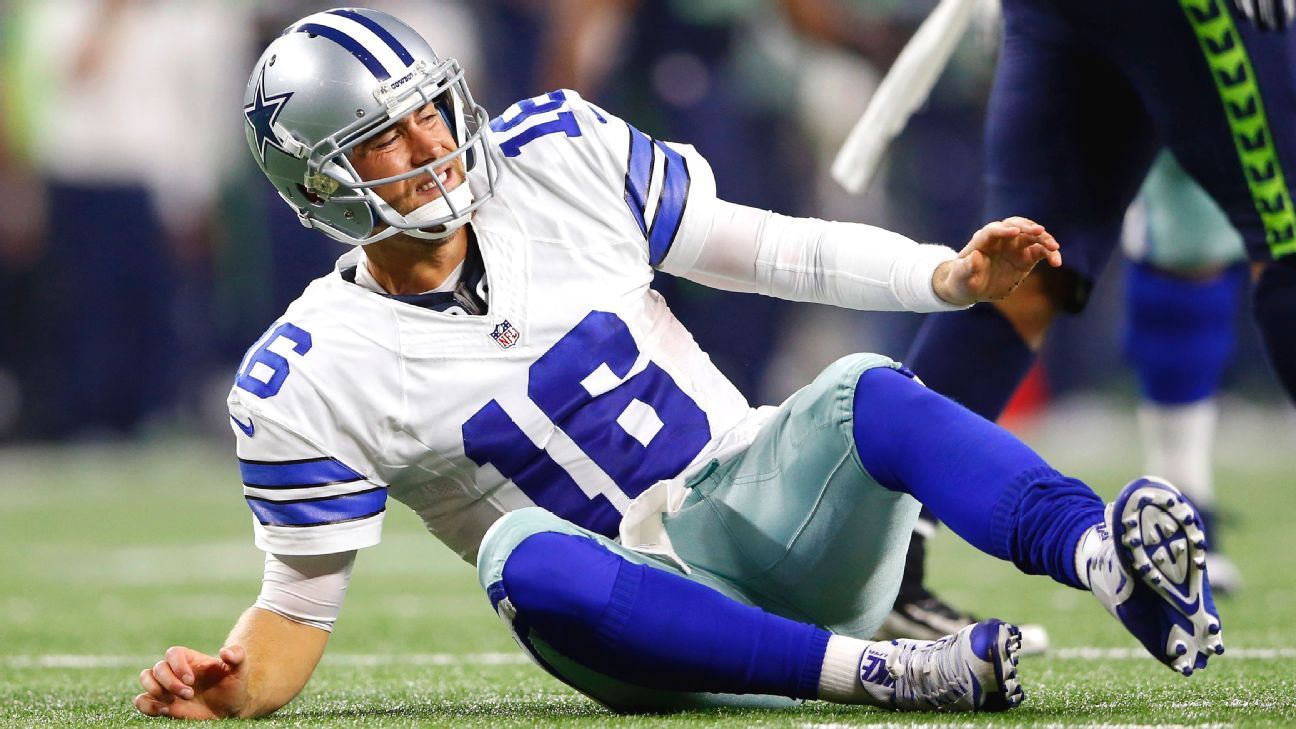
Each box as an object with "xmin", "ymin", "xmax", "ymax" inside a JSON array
[{"xmin": 350, "ymin": 102, "xmax": 466, "ymax": 216}]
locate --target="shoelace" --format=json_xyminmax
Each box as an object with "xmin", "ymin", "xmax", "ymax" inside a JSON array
[
  {"xmin": 889, "ymin": 635, "xmax": 972, "ymax": 710},
  {"xmin": 1086, "ymin": 516, "xmax": 1132, "ymax": 618},
  {"xmin": 1089, "ymin": 551, "xmax": 1129, "ymax": 615}
]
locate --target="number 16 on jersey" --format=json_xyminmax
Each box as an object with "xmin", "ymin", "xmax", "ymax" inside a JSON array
[{"xmin": 461, "ymin": 311, "xmax": 710, "ymax": 536}]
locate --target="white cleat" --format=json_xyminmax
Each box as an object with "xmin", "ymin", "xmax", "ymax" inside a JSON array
[
  {"xmin": 1082, "ymin": 477, "xmax": 1225, "ymax": 675},
  {"xmin": 858, "ymin": 619, "xmax": 1026, "ymax": 711}
]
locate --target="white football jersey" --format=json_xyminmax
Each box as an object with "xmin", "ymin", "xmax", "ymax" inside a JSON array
[{"xmin": 229, "ymin": 90, "xmax": 768, "ymax": 562}]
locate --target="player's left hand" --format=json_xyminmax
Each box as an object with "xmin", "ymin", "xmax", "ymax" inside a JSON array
[
  {"xmin": 933, "ymin": 216, "xmax": 1061, "ymax": 306},
  {"xmin": 133, "ymin": 645, "xmax": 249, "ymax": 720}
]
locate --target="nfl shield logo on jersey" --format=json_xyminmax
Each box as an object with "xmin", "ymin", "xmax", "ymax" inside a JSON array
[{"xmin": 490, "ymin": 320, "xmax": 520, "ymax": 349}]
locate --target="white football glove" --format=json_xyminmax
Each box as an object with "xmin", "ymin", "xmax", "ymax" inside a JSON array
[{"xmin": 1234, "ymin": 0, "xmax": 1296, "ymax": 30}]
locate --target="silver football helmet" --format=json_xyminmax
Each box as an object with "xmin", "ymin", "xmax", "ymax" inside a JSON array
[{"xmin": 243, "ymin": 7, "xmax": 498, "ymax": 245}]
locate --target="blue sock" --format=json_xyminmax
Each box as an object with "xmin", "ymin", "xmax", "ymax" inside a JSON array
[
  {"xmin": 1124, "ymin": 262, "xmax": 1243, "ymax": 404},
  {"xmin": 1253, "ymin": 257, "xmax": 1296, "ymax": 404},
  {"xmin": 498, "ymin": 532, "xmax": 830, "ymax": 698},
  {"xmin": 905, "ymin": 303, "xmax": 1036, "ymax": 420},
  {"xmin": 853, "ymin": 367, "xmax": 1103, "ymax": 588}
]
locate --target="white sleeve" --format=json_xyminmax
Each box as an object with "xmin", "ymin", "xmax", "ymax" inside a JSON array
[
  {"xmin": 254, "ymin": 551, "xmax": 355, "ymax": 632},
  {"xmin": 230, "ymin": 396, "xmax": 388, "ymax": 556},
  {"xmin": 657, "ymin": 199, "xmax": 967, "ymax": 313}
]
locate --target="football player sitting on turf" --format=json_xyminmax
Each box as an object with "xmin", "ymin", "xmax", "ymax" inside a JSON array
[{"xmin": 134, "ymin": 8, "xmax": 1223, "ymax": 719}]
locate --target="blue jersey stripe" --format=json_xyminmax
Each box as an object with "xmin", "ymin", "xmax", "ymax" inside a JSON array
[
  {"xmin": 623, "ymin": 124, "xmax": 653, "ymax": 236},
  {"xmin": 647, "ymin": 141, "xmax": 691, "ymax": 266},
  {"xmin": 489, "ymin": 91, "xmax": 567, "ymax": 134},
  {"xmin": 297, "ymin": 23, "xmax": 390, "ymax": 80},
  {"xmin": 240, "ymin": 457, "xmax": 364, "ymax": 488},
  {"xmin": 247, "ymin": 487, "xmax": 387, "ymax": 527},
  {"xmin": 328, "ymin": 9, "xmax": 415, "ymax": 66}
]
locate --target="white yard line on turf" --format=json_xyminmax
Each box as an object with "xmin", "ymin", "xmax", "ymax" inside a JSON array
[
  {"xmin": 4, "ymin": 647, "xmax": 1294, "ymax": 669},
  {"xmin": 1054, "ymin": 647, "xmax": 1296, "ymax": 660}
]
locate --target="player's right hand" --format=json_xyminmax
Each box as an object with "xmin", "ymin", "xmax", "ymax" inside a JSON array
[
  {"xmin": 134, "ymin": 645, "xmax": 248, "ymax": 720},
  {"xmin": 1233, "ymin": 0, "xmax": 1295, "ymax": 30}
]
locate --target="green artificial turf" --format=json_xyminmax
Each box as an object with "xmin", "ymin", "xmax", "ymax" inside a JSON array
[{"xmin": 1, "ymin": 437, "xmax": 1292, "ymax": 727}]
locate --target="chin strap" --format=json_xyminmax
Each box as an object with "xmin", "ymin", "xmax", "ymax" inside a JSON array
[{"xmin": 385, "ymin": 183, "xmax": 476, "ymax": 240}]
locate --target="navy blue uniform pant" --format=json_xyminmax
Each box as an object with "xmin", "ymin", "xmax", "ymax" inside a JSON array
[{"xmin": 987, "ymin": 0, "xmax": 1296, "ymax": 298}]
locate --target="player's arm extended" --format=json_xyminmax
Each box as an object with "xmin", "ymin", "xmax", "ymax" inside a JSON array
[
  {"xmin": 661, "ymin": 200, "xmax": 1058, "ymax": 311},
  {"xmin": 134, "ymin": 551, "xmax": 353, "ymax": 719}
]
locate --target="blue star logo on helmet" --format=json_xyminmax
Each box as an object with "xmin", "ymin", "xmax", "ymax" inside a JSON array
[{"xmin": 244, "ymin": 66, "xmax": 295, "ymax": 163}]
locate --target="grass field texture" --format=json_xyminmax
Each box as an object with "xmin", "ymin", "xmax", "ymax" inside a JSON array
[{"xmin": 2, "ymin": 411, "xmax": 1294, "ymax": 727}]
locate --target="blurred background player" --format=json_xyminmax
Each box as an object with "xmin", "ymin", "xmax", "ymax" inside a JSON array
[
  {"xmin": 0, "ymin": 0, "xmax": 478, "ymax": 439},
  {"xmin": 894, "ymin": 0, "xmax": 1294, "ymax": 634},
  {"xmin": 1, "ymin": 0, "xmax": 248, "ymax": 437},
  {"xmin": 1123, "ymin": 151, "xmax": 1248, "ymax": 594}
]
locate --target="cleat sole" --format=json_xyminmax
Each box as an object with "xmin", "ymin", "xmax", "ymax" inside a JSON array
[
  {"xmin": 1112, "ymin": 478, "xmax": 1224, "ymax": 675},
  {"xmin": 977, "ymin": 621, "xmax": 1026, "ymax": 712}
]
